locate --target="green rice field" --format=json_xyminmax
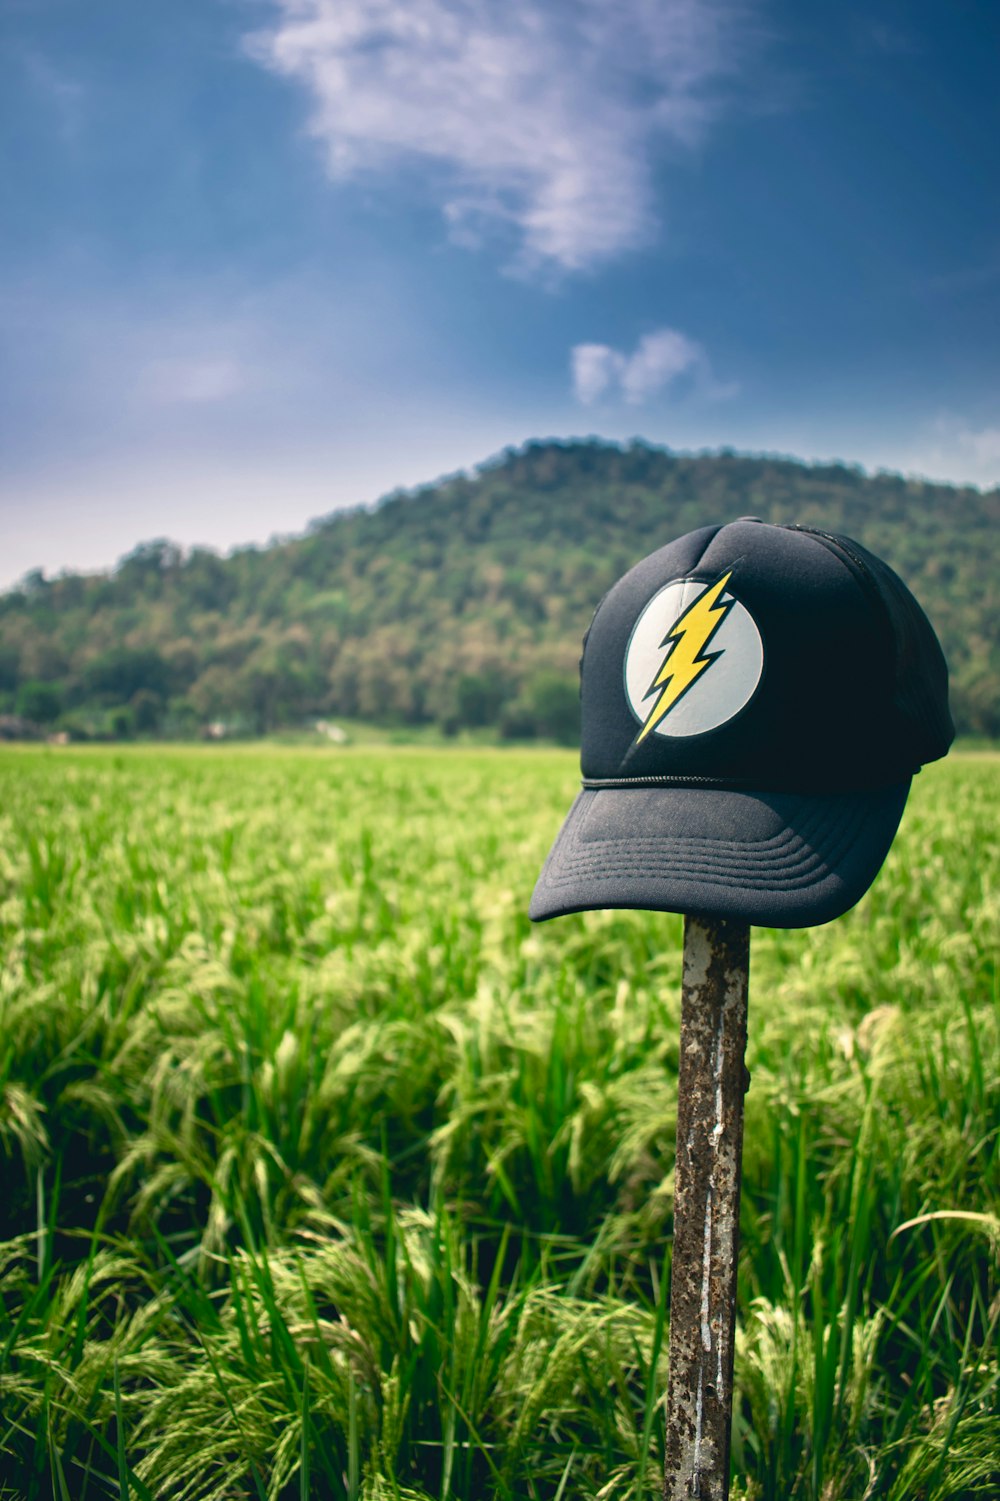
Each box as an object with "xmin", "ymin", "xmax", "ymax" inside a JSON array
[{"xmin": 0, "ymin": 745, "xmax": 997, "ymax": 1500}]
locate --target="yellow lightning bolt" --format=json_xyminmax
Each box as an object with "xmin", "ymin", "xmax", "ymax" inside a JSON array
[{"xmin": 636, "ymin": 571, "xmax": 734, "ymax": 742}]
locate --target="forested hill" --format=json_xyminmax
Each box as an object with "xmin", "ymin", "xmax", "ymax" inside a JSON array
[{"xmin": 2, "ymin": 441, "xmax": 997, "ymax": 740}]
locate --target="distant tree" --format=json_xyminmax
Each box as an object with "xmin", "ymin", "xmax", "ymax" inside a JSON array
[
  {"xmin": 84, "ymin": 648, "xmax": 171, "ymax": 703},
  {"xmin": 162, "ymin": 697, "xmax": 200, "ymax": 739},
  {"xmin": 20, "ymin": 637, "xmax": 69, "ymax": 682},
  {"xmin": 498, "ymin": 698, "xmax": 537, "ymax": 740},
  {"xmin": 0, "ymin": 646, "xmax": 18, "ymax": 693},
  {"xmin": 51, "ymin": 573, "xmax": 87, "ymax": 608},
  {"xmin": 455, "ymin": 669, "xmax": 508, "ymax": 727},
  {"xmin": 183, "ymin": 548, "xmax": 237, "ymax": 612},
  {"xmin": 19, "ymin": 569, "xmax": 48, "ymax": 598},
  {"xmin": 525, "ymin": 671, "xmax": 580, "ymax": 745},
  {"xmin": 953, "ymin": 661, "xmax": 1000, "ymax": 739},
  {"xmin": 130, "ymin": 688, "xmax": 164, "ymax": 734},
  {"xmin": 114, "ymin": 541, "xmax": 182, "ymax": 599},
  {"xmin": 499, "ymin": 672, "xmax": 578, "ymax": 744},
  {"xmin": 230, "ymin": 643, "xmax": 323, "ymax": 732},
  {"xmin": 188, "ymin": 665, "xmax": 243, "ymax": 723},
  {"xmin": 16, "ymin": 680, "xmax": 62, "ymax": 724}
]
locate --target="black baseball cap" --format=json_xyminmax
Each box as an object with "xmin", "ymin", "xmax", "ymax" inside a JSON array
[{"xmin": 529, "ymin": 519, "xmax": 953, "ymax": 928}]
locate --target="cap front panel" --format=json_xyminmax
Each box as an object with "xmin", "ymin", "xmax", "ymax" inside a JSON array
[{"xmin": 581, "ymin": 521, "xmax": 898, "ymax": 790}]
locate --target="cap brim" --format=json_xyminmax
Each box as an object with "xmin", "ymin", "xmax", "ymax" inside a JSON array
[{"xmin": 529, "ymin": 781, "xmax": 911, "ymax": 929}]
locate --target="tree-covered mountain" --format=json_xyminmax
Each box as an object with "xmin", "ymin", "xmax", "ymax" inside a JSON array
[{"xmin": 2, "ymin": 440, "xmax": 997, "ymax": 740}]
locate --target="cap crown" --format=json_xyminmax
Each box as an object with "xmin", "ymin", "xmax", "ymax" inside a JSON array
[{"xmin": 580, "ymin": 520, "xmax": 953, "ymax": 793}]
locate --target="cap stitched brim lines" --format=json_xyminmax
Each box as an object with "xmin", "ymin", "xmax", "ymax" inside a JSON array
[
  {"xmin": 529, "ymin": 519, "xmax": 953, "ymax": 930},
  {"xmin": 529, "ymin": 781, "xmax": 911, "ymax": 928}
]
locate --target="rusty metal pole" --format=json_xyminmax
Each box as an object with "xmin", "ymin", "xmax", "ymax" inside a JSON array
[{"xmin": 663, "ymin": 915, "xmax": 750, "ymax": 1501}]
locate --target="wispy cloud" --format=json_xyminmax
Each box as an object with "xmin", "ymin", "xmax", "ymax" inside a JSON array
[
  {"xmin": 247, "ymin": 0, "xmax": 751, "ymax": 274},
  {"xmin": 571, "ymin": 327, "xmax": 734, "ymax": 405},
  {"xmin": 0, "ymin": 274, "xmax": 297, "ymax": 453},
  {"xmin": 20, "ymin": 49, "xmax": 86, "ymax": 142},
  {"xmin": 137, "ymin": 356, "xmax": 249, "ymax": 407},
  {"xmin": 888, "ymin": 414, "xmax": 1000, "ymax": 489}
]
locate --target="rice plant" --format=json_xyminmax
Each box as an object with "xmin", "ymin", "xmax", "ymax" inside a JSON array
[{"xmin": 0, "ymin": 744, "xmax": 996, "ymax": 1498}]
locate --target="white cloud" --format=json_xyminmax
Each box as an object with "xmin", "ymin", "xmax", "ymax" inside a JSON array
[
  {"xmin": 571, "ymin": 326, "xmax": 732, "ymax": 405},
  {"xmin": 570, "ymin": 343, "xmax": 623, "ymax": 405},
  {"xmin": 620, "ymin": 328, "xmax": 704, "ymax": 402},
  {"xmin": 899, "ymin": 415, "xmax": 1000, "ymax": 488},
  {"xmin": 956, "ymin": 422, "xmax": 1000, "ymax": 470},
  {"xmin": 247, "ymin": 0, "xmax": 749, "ymax": 273}
]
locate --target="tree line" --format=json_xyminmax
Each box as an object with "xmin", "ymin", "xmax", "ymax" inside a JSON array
[{"xmin": 1, "ymin": 440, "xmax": 997, "ymax": 742}]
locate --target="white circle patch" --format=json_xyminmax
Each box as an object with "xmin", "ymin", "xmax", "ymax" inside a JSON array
[{"xmin": 624, "ymin": 573, "xmax": 764, "ymax": 739}]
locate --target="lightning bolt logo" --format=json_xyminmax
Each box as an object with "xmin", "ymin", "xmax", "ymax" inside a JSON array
[{"xmin": 636, "ymin": 570, "xmax": 735, "ymax": 742}]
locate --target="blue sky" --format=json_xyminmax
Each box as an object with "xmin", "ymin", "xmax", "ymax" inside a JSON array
[{"xmin": 2, "ymin": 0, "xmax": 998, "ymax": 588}]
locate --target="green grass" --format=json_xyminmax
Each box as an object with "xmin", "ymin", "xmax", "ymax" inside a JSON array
[{"xmin": 0, "ymin": 744, "xmax": 996, "ymax": 1500}]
